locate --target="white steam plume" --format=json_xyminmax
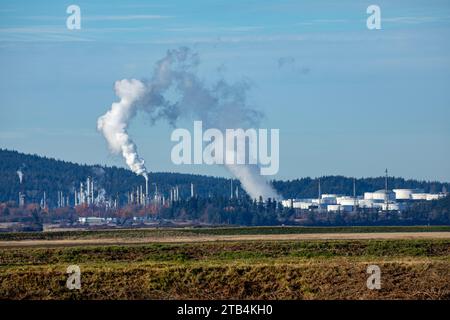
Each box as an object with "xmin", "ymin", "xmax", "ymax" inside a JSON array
[
  {"xmin": 97, "ymin": 79, "xmax": 148, "ymax": 181},
  {"xmin": 98, "ymin": 47, "xmax": 279, "ymax": 200},
  {"xmin": 16, "ymin": 170, "xmax": 23, "ymax": 184}
]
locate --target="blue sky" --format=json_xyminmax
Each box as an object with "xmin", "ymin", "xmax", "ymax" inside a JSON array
[{"xmin": 1, "ymin": 0, "xmax": 450, "ymax": 181}]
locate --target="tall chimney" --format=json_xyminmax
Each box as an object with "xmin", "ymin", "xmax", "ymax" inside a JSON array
[
  {"xmin": 385, "ymin": 168, "xmax": 389, "ymax": 211},
  {"xmin": 230, "ymin": 180, "xmax": 233, "ymax": 199},
  {"xmin": 318, "ymin": 178, "xmax": 321, "ymax": 207},
  {"xmin": 80, "ymin": 182, "xmax": 84, "ymax": 204},
  {"xmin": 91, "ymin": 179, "xmax": 94, "ymax": 205},
  {"xmin": 86, "ymin": 177, "xmax": 90, "ymax": 205},
  {"xmin": 145, "ymin": 179, "xmax": 149, "ymax": 201}
]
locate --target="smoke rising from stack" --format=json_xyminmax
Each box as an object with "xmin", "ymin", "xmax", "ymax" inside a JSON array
[
  {"xmin": 97, "ymin": 47, "xmax": 279, "ymax": 200},
  {"xmin": 16, "ymin": 169, "xmax": 24, "ymax": 184},
  {"xmin": 97, "ymin": 79, "xmax": 149, "ymax": 183}
]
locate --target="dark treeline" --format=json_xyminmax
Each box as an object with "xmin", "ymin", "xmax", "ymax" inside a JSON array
[{"xmin": 1, "ymin": 148, "xmax": 449, "ymax": 205}]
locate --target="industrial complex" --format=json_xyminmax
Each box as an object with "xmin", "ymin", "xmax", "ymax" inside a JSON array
[
  {"xmin": 8, "ymin": 167, "xmax": 448, "ymax": 228},
  {"xmin": 282, "ymin": 170, "xmax": 447, "ymax": 213}
]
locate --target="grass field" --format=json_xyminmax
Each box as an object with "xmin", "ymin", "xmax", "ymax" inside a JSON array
[
  {"xmin": 1, "ymin": 225, "xmax": 449, "ymax": 241},
  {"xmin": 0, "ymin": 226, "xmax": 449, "ymax": 300}
]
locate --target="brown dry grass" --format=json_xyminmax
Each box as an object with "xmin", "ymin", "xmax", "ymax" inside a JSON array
[
  {"xmin": 1, "ymin": 232, "xmax": 449, "ymax": 248},
  {"xmin": 1, "ymin": 260, "xmax": 449, "ymax": 300},
  {"xmin": 1, "ymin": 236, "xmax": 449, "ymax": 300}
]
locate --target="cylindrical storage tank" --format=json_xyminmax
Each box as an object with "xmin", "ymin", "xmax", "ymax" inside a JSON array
[
  {"xmin": 327, "ymin": 204, "xmax": 341, "ymax": 212},
  {"xmin": 372, "ymin": 191, "xmax": 386, "ymax": 201},
  {"xmin": 364, "ymin": 192, "xmax": 374, "ymax": 200},
  {"xmin": 358, "ymin": 200, "xmax": 373, "ymax": 208},
  {"xmin": 393, "ymin": 189, "xmax": 413, "ymax": 200},
  {"xmin": 372, "ymin": 190, "xmax": 395, "ymax": 201},
  {"xmin": 338, "ymin": 198, "xmax": 357, "ymax": 206},
  {"xmin": 426, "ymin": 194, "xmax": 440, "ymax": 201},
  {"xmin": 382, "ymin": 203, "xmax": 400, "ymax": 211},
  {"xmin": 292, "ymin": 201, "xmax": 302, "ymax": 209},
  {"xmin": 411, "ymin": 193, "xmax": 428, "ymax": 200},
  {"xmin": 293, "ymin": 201, "xmax": 313, "ymax": 210}
]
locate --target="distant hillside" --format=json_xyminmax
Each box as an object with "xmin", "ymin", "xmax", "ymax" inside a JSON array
[
  {"xmin": 0, "ymin": 149, "xmax": 448, "ymax": 206},
  {"xmin": 0, "ymin": 149, "xmax": 231, "ymax": 205}
]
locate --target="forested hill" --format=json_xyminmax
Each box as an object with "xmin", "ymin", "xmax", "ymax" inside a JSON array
[
  {"xmin": 0, "ymin": 149, "xmax": 231, "ymax": 204},
  {"xmin": 0, "ymin": 148, "xmax": 448, "ymax": 205}
]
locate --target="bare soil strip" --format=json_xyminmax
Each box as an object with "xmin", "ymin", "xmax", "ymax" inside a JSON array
[{"xmin": 0, "ymin": 232, "xmax": 449, "ymax": 248}]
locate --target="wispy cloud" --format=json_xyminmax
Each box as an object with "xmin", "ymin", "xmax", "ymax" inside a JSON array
[
  {"xmin": 383, "ymin": 16, "xmax": 444, "ymax": 24},
  {"xmin": 0, "ymin": 27, "xmax": 66, "ymax": 34},
  {"xmin": 20, "ymin": 14, "xmax": 173, "ymax": 22},
  {"xmin": 0, "ymin": 26, "xmax": 93, "ymax": 42},
  {"xmin": 164, "ymin": 26, "xmax": 264, "ymax": 33},
  {"xmin": 0, "ymin": 128, "xmax": 97, "ymax": 139},
  {"xmin": 148, "ymin": 34, "xmax": 306, "ymax": 45},
  {"xmin": 0, "ymin": 131, "xmax": 27, "ymax": 139},
  {"xmin": 84, "ymin": 14, "xmax": 173, "ymax": 21}
]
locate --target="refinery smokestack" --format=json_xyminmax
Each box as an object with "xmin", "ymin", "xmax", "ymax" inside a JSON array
[
  {"xmin": 230, "ymin": 180, "xmax": 233, "ymax": 199},
  {"xmin": 145, "ymin": 177, "xmax": 149, "ymax": 204},
  {"xmin": 91, "ymin": 179, "xmax": 94, "ymax": 205}
]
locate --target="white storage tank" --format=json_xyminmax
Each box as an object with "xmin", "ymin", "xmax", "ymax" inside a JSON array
[
  {"xmin": 293, "ymin": 201, "xmax": 313, "ymax": 210},
  {"xmin": 281, "ymin": 200, "xmax": 292, "ymax": 207},
  {"xmin": 364, "ymin": 192, "xmax": 374, "ymax": 200},
  {"xmin": 322, "ymin": 194, "xmax": 337, "ymax": 199},
  {"xmin": 393, "ymin": 189, "xmax": 413, "ymax": 200},
  {"xmin": 358, "ymin": 199, "xmax": 374, "ymax": 208},
  {"xmin": 381, "ymin": 203, "xmax": 400, "ymax": 211},
  {"xmin": 321, "ymin": 194, "xmax": 337, "ymax": 205},
  {"xmin": 372, "ymin": 190, "xmax": 395, "ymax": 201},
  {"xmin": 393, "ymin": 189, "xmax": 424, "ymax": 200},
  {"xmin": 337, "ymin": 197, "xmax": 357, "ymax": 206},
  {"xmin": 327, "ymin": 204, "xmax": 341, "ymax": 212},
  {"xmin": 411, "ymin": 193, "xmax": 428, "ymax": 200},
  {"xmin": 426, "ymin": 194, "xmax": 441, "ymax": 201}
]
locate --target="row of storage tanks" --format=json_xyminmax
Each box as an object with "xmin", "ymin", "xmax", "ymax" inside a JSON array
[
  {"xmin": 281, "ymin": 189, "xmax": 446, "ymax": 213},
  {"xmin": 361, "ymin": 189, "xmax": 441, "ymax": 201}
]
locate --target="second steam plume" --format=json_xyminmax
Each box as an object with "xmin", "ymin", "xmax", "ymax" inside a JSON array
[{"xmin": 97, "ymin": 47, "xmax": 279, "ymax": 200}]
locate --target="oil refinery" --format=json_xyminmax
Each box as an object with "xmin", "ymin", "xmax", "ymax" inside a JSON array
[{"xmin": 281, "ymin": 171, "xmax": 447, "ymax": 213}]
